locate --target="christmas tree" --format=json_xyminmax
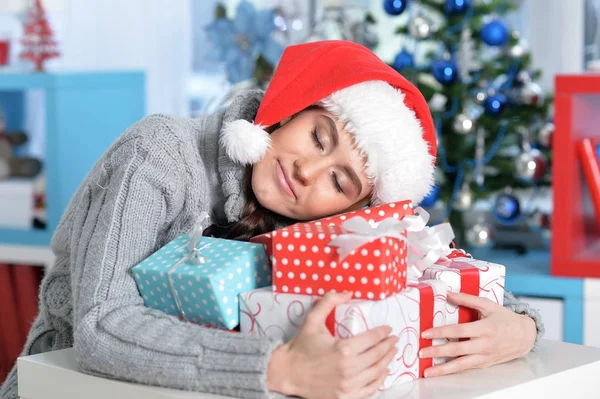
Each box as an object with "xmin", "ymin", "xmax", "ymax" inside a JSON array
[
  {"xmin": 20, "ymin": 0, "xmax": 60, "ymax": 72},
  {"xmin": 384, "ymin": 0, "xmax": 553, "ymax": 249}
]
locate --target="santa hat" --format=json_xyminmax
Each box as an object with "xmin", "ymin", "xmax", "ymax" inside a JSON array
[{"xmin": 221, "ymin": 40, "xmax": 437, "ymax": 205}]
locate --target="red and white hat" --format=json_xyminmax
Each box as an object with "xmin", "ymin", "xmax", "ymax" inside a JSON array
[{"xmin": 221, "ymin": 40, "xmax": 437, "ymax": 205}]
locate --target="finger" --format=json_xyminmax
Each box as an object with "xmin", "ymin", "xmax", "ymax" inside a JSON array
[
  {"xmin": 339, "ymin": 326, "xmax": 394, "ymax": 356},
  {"xmin": 355, "ymin": 363, "xmax": 389, "ymax": 399},
  {"xmin": 422, "ymin": 319, "xmax": 487, "ymax": 339},
  {"xmin": 355, "ymin": 335, "xmax": 399, "ymax": 373},
  {"xmin": 424, "ymin": 354, "xmax": 486, "ymax": 378},
  {"xmin": 419, "ymin": 339, "xmax": 484, "ymax": 359},
  {"xmin": 447, "ymin": 292, "xmax": 496, "ymax": 316},
  {"xmin": 305, "ymin": 291, "xmax": 353, "ymax": 327}
]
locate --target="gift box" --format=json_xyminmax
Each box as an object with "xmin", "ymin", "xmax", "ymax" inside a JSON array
[
  {"xmin": 240, "ymin": 280, "xmax": 447, "ymax": 390},
  {"xmin": 311, "ymin": 200, "xmax": 415, "ymax": 227},
  {"xmin": 420, "ymin": 254, "xmax": 505, "ymax": 325},
  {"xmin": 131, "ymin": 233, "xmax": 271, "ymax": 329},
  {"xmin": 252, "ymin": 219, "xmax": 408, "ymax": 300},
  {"xmin": 252, "ymin": 201, "xmax": 415, "ymax": 257}
]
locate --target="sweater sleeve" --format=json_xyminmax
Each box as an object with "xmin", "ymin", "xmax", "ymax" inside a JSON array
[
  {"xmin": 503, "ymin": 291, "xmax": 545, "ymax": 351},
  {"xmin": 69, "ymin": 122, "xmax": 281, "ymax": 399}
]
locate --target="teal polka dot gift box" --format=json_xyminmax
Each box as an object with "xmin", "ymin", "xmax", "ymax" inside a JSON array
[{"xmin": 131, "ymin": 233, "xmax": 271, "ymax": 329}]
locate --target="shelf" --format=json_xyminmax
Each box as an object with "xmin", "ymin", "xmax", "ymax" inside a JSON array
[
  {"xmin": 0, "ymin": 71, "xmax": 145, "ymax": 90},
  {"xmin": 0, "ymin": 228, "xmax": 52, "ymax": 247},
  {"xmin": 0, "ymin": 244, "xmax": 54, "ymax": 268},
  {"xmin": 0, "ymin": 71, "xmax": 145, "ymax": 249}
]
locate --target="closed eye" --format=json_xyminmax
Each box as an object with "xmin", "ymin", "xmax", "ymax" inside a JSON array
[
  {"xmin": 312, "ymin": 128, "xmax": 324, "ymax": 151},
  {"xmin": 332, "ymin": 171, "xmax": 344, "ymax": 194}
]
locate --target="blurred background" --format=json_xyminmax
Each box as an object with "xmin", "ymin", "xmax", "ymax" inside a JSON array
[{"xmin": 0, "ymin": 0, "xmax": 600, "ymax": 382}]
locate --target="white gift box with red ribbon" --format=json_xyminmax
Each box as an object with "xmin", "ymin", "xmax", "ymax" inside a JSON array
[
  {"xmin": 420, "ymin": 252, "xmax": 506, "ymax": 325},
  {"xmin": 240, "ymin": 280, "xmax": 448, "ymax": 392}
]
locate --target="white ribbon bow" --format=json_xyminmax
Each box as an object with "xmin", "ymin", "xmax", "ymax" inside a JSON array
[
  {"xmin": 168, "ymin": 212, "xmax": 214, "ymax": 321},
  {"xmin": 328, "ymin": 217, "xmax": 406, "ymax": 261},
  {"xmin": 328, "ymin": 207, "xmax": 455, "ymax": 281},
  {"xmin": 185, "ymin": 212, "xmax": 212, "ymax": 265}
]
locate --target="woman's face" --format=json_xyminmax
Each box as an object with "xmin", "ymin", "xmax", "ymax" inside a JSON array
[{"xmin": 251, "ymin": 108, "xmax": 372, "ymax": 220}]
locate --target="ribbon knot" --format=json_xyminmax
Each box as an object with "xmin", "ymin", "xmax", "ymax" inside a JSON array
[{"xmin": 328, "ymin": 207, "xmax": 455, "ymax": 281}]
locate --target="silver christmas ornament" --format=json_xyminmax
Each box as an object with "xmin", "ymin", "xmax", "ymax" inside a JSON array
[
  {"xmin": 505, "ymin": 38, "xmax": 529, "ymax": 59},
  {"xmin": 474, "ymin": 88, "xmax": 488, "ymax": 105},
  {"xmin": 453, "ymin": 183, "xmax": 474, "ymax": 210},
  {"xmin": 537, "ymin": 121, "xmax": 554, "ymax": 148},
  {"xmin": 409, "ymin": 16, "xmax": 436, "ymax": 39},
  {"xmin": 518, "ymin": 81, "xmax": 545, "ymax": 106},
  {"xmin": 515, "ymin": 69, "xmax": 533, "ymax": 85},
  {"xmin": 466, "ymin": 220, "xmax": 495, "ymax": 248},
  {"xmin": 525, "ymin": 209, "xmax": 551, "ymax": 231},
  {"xmin": 515, "ymin": 148, "xmax": 547, "ymax": 183},
  {"xmin": 453, "ymin": 113, "xmax": 477, "ymax": 135}
]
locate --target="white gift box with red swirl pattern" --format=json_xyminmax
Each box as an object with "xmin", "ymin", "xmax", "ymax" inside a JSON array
[
  {"xmin": 420, "ymin": 255, "xmax": 506, "ymax": 326},
  {"xmin": 240, "ymin": 280, "xmax": 447, "ymax": 391}
]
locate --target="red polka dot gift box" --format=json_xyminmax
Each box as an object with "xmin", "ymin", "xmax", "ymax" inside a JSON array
[
  {"xmin": 309, "ymin": 200, "xmax": 415, "ymax": 229},
  {"xmin": 251, "ymin": 201, "xmax": 416, "ymax": 300}
]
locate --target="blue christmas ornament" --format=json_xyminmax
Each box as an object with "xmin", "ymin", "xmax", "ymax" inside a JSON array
[
  {"xmin": 393, "ymin": 49, "xmax": 414, "ymax": 70},
  {"xmin": 419, "ymin": 185, "xmax": 440, "ymax": 208},
  {"xmin": 432, "ymin": 59, "xmax": 459, "ymax": 85},
  {"xmin": 480, "ymin": 19, "xmax": 509, "ymax": 46},
  {"xmin": 383, "ymin": 0, "xmax": 409, "ymax": 16},
  {"xmin": 445, "ymin": 0, "xmax": 471, "ymax": 14},
  {"xmin": 484, "ymin": 93, "xmax": 507, "ymax": 115},
  {"xmin": 493, "ymin": 193, "xmax": 521, "ymax": 224}
]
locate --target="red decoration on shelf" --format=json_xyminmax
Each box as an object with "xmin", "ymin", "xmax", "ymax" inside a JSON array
[
  {"xmin": 19, "ymin": 0, "xmax": 60, "ymax": 72},
  {"xmin": 577, "ymin": 138, "xmax": 600, "ymax": 230},
  {"xmin": 552, "ymin": 75, "xmax": 600, "ymax": 278}
]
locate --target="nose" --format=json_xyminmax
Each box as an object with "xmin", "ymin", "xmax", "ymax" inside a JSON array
[{"xmin": 294, "ymin": 156, "xmax": 329, "ymax": 186}]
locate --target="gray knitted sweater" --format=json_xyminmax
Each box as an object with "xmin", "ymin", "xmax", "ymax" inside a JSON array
[{"xmin": 0, "ymin": 90, "xmax": 543, "ymax": 399}]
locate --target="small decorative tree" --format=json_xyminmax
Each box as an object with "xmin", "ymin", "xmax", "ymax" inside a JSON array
[{"xmin": 20, "ymin": 0, "xmax": 60, "ymax": 72}]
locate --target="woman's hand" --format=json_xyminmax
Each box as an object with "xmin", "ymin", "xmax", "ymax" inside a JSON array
[
  {"xmin": 419, "ymin": 292, "xmax": 537, "ymax": 378},
  {"xmin": 267, "ymin": 291, "xmax": 398, "ymax": 399}
]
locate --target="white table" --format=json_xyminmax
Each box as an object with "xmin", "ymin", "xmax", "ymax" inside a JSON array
[{"xmin": 17, "ymin": 340, "xmax": 600, "ymax": 399}]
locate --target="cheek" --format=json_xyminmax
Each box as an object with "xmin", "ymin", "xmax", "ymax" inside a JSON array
[{"xmin": 300, "ymin": 185, "xmax": 354, "ymax": 218}]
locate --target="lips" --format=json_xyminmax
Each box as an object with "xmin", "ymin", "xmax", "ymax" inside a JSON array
[{"xmin": 276, "ymin": 160, "xmax": 296, "ymax": 199}]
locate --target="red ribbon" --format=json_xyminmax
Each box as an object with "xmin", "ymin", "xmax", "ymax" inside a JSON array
[
  {"xmin": 326, "ymin": 309, "xmax": 336, "ymax": 336},
  {"xmin": 451, "ymin": 262, "xmax": 480, "ymax": 324},
  {"xmin": 413, "ymin": 283, "xmax": 434, "ymax": 378}
]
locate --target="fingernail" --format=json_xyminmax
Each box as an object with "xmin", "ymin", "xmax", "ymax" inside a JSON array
[
  {"xmin": 422, "ymin": 330, "xmax": 432, "ymax": 339},
  {"xmin": 424, "ymin": 369, "xmax": 432, "ymax": 378},
  {"xmin": 419, "ymin": 349, "xmax": 426, "ymax": 358}
]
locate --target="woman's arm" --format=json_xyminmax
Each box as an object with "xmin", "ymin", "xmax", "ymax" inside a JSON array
[
  {"xmin": 503, "ymin": 291, "xmax": 545, "ymax": 351},
  {"xmin": 69, "ymin": 119, "xmax": 280, "ymax": 398}
]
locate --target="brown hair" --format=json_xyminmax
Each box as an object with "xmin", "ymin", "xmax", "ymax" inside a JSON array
[
  {"xmin": 222, "ymin": 167, "xmax": 295, "ymax": 241},
  {"xmin": 209, "ymin": 121, "xmax": 295, "ymax": 242}
]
